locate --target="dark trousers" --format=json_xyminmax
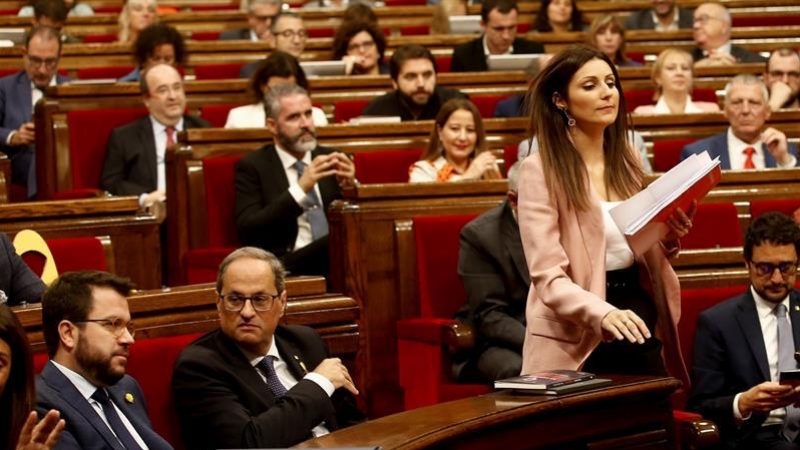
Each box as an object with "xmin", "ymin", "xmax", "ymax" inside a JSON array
[{"xmin": 734, "ymin": 425, "xmax": 800, "ymax": 450}]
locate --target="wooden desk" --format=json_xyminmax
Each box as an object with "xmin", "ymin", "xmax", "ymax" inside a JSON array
[{"xmin": 297, "ymin": 375, "xmax": 680, "ymax": 450}]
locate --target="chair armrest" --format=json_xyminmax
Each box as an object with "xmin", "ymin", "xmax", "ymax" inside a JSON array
[
  {"xmin": 397, "ymin": 318, "xmax": 475, "ymax": 352},
  {"xmin": 673, "ymin": 410, "xmax": 720, "ymax": 449}
]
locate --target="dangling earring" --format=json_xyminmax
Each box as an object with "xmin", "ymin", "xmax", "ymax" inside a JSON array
[{"xmin": 561, "ymin": 108, "xmax": 576, "ymax": 127}]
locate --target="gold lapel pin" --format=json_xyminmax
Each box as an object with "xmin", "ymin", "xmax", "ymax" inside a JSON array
[
  {"xmin": 125, "ymin": 393, "xmax": 134, "ymax": 404},
  {"xmin": 795, "ymin": 305, "xmax": 799, "ymax": 312}
]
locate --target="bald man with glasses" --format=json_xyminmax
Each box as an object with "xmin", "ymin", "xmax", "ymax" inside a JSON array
[{"xmin": 172, "ymin": 247, "xmax": 364, "ymax": 450}]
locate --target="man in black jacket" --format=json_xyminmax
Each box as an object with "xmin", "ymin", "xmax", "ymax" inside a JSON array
[{"xmin": 451, "ymin": 0, "xmax": 544, "ymax": 73}]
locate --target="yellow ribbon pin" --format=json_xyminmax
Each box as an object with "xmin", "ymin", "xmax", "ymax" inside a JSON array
[{"xmin": 125, "ymin": 393, "xmax": 134, "ymax": 404}]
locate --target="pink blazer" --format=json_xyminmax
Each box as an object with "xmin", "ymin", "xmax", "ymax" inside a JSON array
[{"xmin": 518, "ymin": 153, "xmax": 689, "ymax": 386}]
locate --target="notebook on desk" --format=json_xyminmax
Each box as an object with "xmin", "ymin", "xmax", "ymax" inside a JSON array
[
  {"xmin": 487, "ymin": 54, "xmax": 544, "ymax": 72},
  {"xmin": 448, "ymin": 15, "xmax": 482, "ymax": 34},
  {"xmin": 299, "ymin": 60, "xmax": 347, "ymax": 77}
]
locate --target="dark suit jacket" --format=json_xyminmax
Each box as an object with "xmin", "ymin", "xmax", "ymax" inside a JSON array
[
  {"xmin": 687, "ymin": 289, "xmax": 800, "ymax": 448},
  {"xmin": 172, "ymin": 326, "xmax": 365, "ymax": 450},
  {"xmin": 0, "ymin": 232, "xmax": 45, "ymax": 306},
  {"xmin": 450, "ymin": 37, "xmax": 545, "ymax": 72},
  {"xmin": 219, "ymin": 27, "xmax": 252, "ymax": 40},
  {"xmin": 0, "ymin": 71, "xmax": 70, "ymax": 194},
  {"xmin": 454, "ymin": 201, "xmax": 529, "ymax": 374},
  {"xmin": 234, "ymin": 144, "xmax": 341, "ymax": 258},
  {"xmin": 624, "ymin": 7, "xmax": 694, "ymax": 30},
  {"xmin": 36, "ymin": 361, "xmax": 173, "ymax": 450},
  {"xmin": 691, "ymin": 45, "xmax": 767, "ymax": 63},
  {"xmin": 680, "ymin": 131, "xmax": 800, "ymax": 170},
  {"xmin": 100, "ymin": 114, "xmax": 210, "ymax": 196},
  {"xmin": 493, "ymin": 94, "xmax": 525, "ymax": 118},
  {"xmin": 363, "ymin": 87, "xmax": 467, "ymax": 121}
]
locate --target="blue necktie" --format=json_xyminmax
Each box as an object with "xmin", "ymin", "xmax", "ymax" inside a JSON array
[
  {"xmin": 293, "ymin": 160, "xmax": 329, "ymax": 241},
  {"xmin": 776, "ymin": 303, "xmax": 800, "ymax": 441},
  {"xmin": 257, "ymin": 355, "xmax": 288, "ymax": 397},
  {"xmin": 91, "ymin": 388, "xmax": 143, "ymax": 450}
]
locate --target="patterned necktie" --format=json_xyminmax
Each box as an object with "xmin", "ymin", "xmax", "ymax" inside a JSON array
[
  {"xmin": 743, "ymin": 146, "xmax": 756, "ymax": 169},
  {"xmin": 776, "ymin": 303, "xmax": 800, "ymax": 441},
  {"xmin": 165, "ymin": 126, "xmax": 176, "ymax": 148},
  {"xmin": 293, "ymin": 160, "xmax": 329, "ymax": 240},
  {"xmin": 257, "ymin": 355, "xmax": 288, "ymax": 397},
  {"xmin": 90, "ymin": 389, "xmax": 143, "ymax": 450}
]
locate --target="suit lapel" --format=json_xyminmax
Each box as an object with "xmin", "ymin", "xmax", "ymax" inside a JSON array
[
  {"xmin": 714, "ymin": 134, "xmax": 732, "ymax": 170},
  {"xmin": 41, "ymin": 363, "xmax": 126, "ymax": 450},
  {"xmin": 500, "ymin": 201, "xmax": 528, "ymax": 285},
  {"xmin": 107, "ymin": 384, "xmax": 166, "ymax": 450},
  {"xmin": 761, "ymin": 142, "xmax": 778, "ymax": 168},
  {"xmin": 18, "ymin": 72, "xmax": 33, "ymax": 119},
  {"xmin": 266, "ymin": 145, "xmax": 291, "ymax": 192},
  {"xmin": 736, "ymin": 292, "xmax": 771, "ymax": 381},
  {"xmin": 217, "ymin": 331, "xmax": 279, "ymax": 406},
  {"xmin": 275, "ymin": 335, "xmax": 310, "ymax": 380}
]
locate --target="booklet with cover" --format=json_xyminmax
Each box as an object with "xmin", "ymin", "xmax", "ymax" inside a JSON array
[
  {"xmin": 512, "ymin": 377, "xmax": 614, "ymax": 395},
  {"xmin": 610, "ymin": 151, "xmax": 722, "ymax": 257},
  {"xmin": 494, "ymin": 369, "xmax": 594, "ymax": 390}
]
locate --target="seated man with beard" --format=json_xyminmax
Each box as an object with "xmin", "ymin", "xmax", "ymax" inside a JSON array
[
  {"xmin": 362, "ymin": 44, "xmax": 467, "ymax": 121},
  {"xmin": 234, "ymin": 84, "xmax": 357, "ymax": 277}
]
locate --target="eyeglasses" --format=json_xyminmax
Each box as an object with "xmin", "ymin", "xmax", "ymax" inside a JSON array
[
  {"xmin": 769, "ymin": 70, "xmax": 800, "ymax": 80},
  {"xmin": 219, "ymin": 293, "xmax": 280, "ymax": 312},
  {"xmin": 750, "ymin": 261, "xmax": 798, "ymax": 277},
  {"xmin": 251, "ymin": 14, "xmax": 274, "ymax": 22},
  {"xmin": 274, "ymin": 29, "xmax": 308, "ymax": 40},
  {"xmin": 347, "ymin": 40, "xmax": 375, "ymax": 53},
  {"xmin": 693, "ymin": 14, "xmax": 725, "ymax": 24},
  {"xmin": 26, "ymin": 56, "xmax": 59, "ymax": 69},
  {"xmin": 74, "ymin": 318, "xmax": 136, "ymax": 338}
]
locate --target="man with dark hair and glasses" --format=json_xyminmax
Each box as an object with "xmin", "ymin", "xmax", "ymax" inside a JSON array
[
  {"xmin": 172, "ymin": 247, "xmax": 364, "ymax": 449},
  {"xmin": 766, "ymin": 48, "xmax": 800, "ymax": 111},
  {"xmin": 36, "ymin": 270, "xmax": 174, "ymax": 450},
  {"xmin": 0, "ymin": 25, "xmax": 69, "ymax": 199},
  {"xmin": 220, "ymin": 0, "xmax": 281, "ymax": 42},
  {"xmin": 688, "ymin": 212, "xmax": 800, "ymax": 449}
]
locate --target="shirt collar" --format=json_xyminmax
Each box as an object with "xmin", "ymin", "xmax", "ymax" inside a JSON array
[
  {"xmin": 275, "ymin": 144, "xmax": 312, "ymax": 171},
  {"xmin": 246, "ymin": 337, "xmax": 281, "ymax": 367},
  {"xmin": 50, "ymin": 360, "xmax": 101, "ymax": 401},
  {"xmin": 727, "ymin": 127, "xmax": 761, "ymax": 148},
  {"xmin": 148, "ymin": 115, "xmax": 184, "ymax": 132},
  {"xmin": 482, "ymin": 34, "xmax": 513, "ymax": 57},
  {"xmin": 751, "ymin": 285, "xmax": 791, "ymax": 320},
  {"xmin": 651, "ymin": 7, "xmax": 680, "ymax": 31},
  {"xmin": 29, "ymin": 75, "xmax": 57, "ymax": 92}
]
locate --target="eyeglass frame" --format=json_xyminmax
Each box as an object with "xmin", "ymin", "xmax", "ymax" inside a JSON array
[
  {"xmin": 26, "ymin": 55, "xmax": 59, "ymax": 69},
  {"xmin": 218, "ymin": 292, "xmax": 282, "ymax": 312},
  {"xmin": 273, "ymin": 29, "xmax": 308, "ymax": 40},
  {"xmin": 347, "ymin": 39, "xmax": 376, "ymax": 53},
  {"xmin": 749, "ymin": 260, "xmax": 799, "ymax": 278},
  {"xmin": 768, "ymin": 70, "xmax": 800, "ymax": 81},
  {"xmin": 73, "ymin": 318, "xmax": 136, "ymax": 338}
]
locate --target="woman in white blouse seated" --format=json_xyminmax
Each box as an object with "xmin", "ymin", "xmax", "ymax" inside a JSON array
[
  {"xmin": 633, "ymin": 48, "xmax": 720, "ymax": 115},
  {"xmin": 225, "ymin": 51, "xmax": 328, "ymax": 128},
  {"xmin": 409, "ymin": 99, "xmax": 502, "ymax": 183}
]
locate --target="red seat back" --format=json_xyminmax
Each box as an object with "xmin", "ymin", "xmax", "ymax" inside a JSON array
[
  {"xmin": 82, "ymin": 34, "xmax": 117, "ymax": 43},
  {"xmin": 681, "ymin": 202, "xmax": 743, "ymax": 250},
  {"xmin": 732, "ymin": 14, "xmax": 800, "ymax": 27},
  {"xmin": 199, "ymin": 104, "xmax": 237, "ymax": 128},
  {"xmin": 385, "ymin": 0, "xmax": 426, "ymax": 5},
  {"xmin": 469, "ymin": 95, "xmax": 502, "ymax": 119},
  {"xmin": 625, "ymin": 89, "xmax": 655, "ymax": 112},
  {"xmin": 692, "ymin": 88, "xmax": 718, "ymax": 104},
  {"xmin": 193, "ymin": 63, "xmax": 244, "ymax": 80},
  {"xmin": 653, "ymin": 139, "xmax": 696, "ymax": 173},
  {"xmin": 203, "ymin": 155, "xmax": 245, "ymax": 248},
  {"xmin": 77, "ymin": 66, "xmax": 135, "ymax": 80},
  {"xmin": 307, "ymin": 27, "xmax": 335, "ymax": 38},
  {"xmin": 414, "ymin": 214, "xmax": 478, "ymax": 318},
  {"xmin": 333, "ymin": 99, "xmax": 371, "ymax": 123},
  {"xmin": 435, "ymin": 56, "xmax": 452, "ymax": 73},
  {"xmin": 353, "ymin": 149, "xmax": 423, "ymax": 184},
  {"xmin": 503, "ymin": 144, "xmax": 519, "ymax": 173},
  {"xmin": 190, "ymin": 31, "xmax": 222, "ymax": 40},
  {"xmin": 20, "ymin": 236, "xmax": 108, "ymax": 276},
  {"xmin": 750, "ymin": 199, "xmax": 800, "ymax": 220},
  {"xmin": 67, "ymin": 108, "xmax": 148, "ymax": 191},
  {"xmin": 400, "ymin": 25, "xmax": 430, "ymax": 35}
]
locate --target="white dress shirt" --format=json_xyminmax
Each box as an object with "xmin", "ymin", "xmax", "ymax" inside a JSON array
[
  {"xmin": 726, "ymin": 128, "xmax": 797, "ymax": 170},
  {"xmin": 651, "ymin": 7, "xmax": 680, "ymax": 32},
  {"xmin": 601, "ymin": 201, "xmax": 635, "ymax": 270},
  {"xmin": 275, "ymin": 145, "xmax": 324, "ymax": 251},
  {"xmin": 51, "ymin": 360, "xmax": 150, "ymax": 449}
]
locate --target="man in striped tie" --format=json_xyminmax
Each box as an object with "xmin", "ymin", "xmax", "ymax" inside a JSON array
[{"xmin": 172, "ymin": 247, "xmax": 364, "ymax": 449}]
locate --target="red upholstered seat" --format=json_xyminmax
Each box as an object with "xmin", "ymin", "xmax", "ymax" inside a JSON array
[
  {"xmin": 732, "ymin": 14, "xmax": 800, "ymax": 27},
  {"xmin": 65, "ymin": 107, "xmax": 148, "ymax": 197},
  {"xmin": 470, "ymin": 95, "xmax": 504, "ymax": 119},
  {"xmin": 21, "ymin": 236, "xmax": 108, "ymax": 276},
  {"xmin": 397, "ymin": 214, "xmax": 490, "ymax": 410},
  {"xmin": 333, "ymin": 99, "xmax": 371, "ymax": 123},
  {"xmin": 681, "ymin": 202, "xmax": 742, "ymax": 250},
  {"xmin": 183, "ymin": 155, "xmax": 244, "ymax": 284},
  {"xmin": 652, "ymin": 139, "xmax": 696, "ymax": 173},
  {"xmin": 400, "ymin": 25, "xmax": 430, "ymax": 35},
  {"xmin": 625, "ymin": 89, "xmax": 656, "ymax": 112},
  {"xmin": 353, "ymin": 149, "xmax": 423, "ymax": 184},
  {"xmin": 0, "ymin": 68, "xmax": 18, "ymax": 78},
  {"xmin": 503, "ymin": 144, "xmax": 519, "ymax": 173},
  {"xmin": 692, "ymin": 88, "xmax": 718, "ymax": 104},
  {"xmin": 189, "ymin": 31, "xmax": 222, "ymax": 40},
  {"xmin": 435, "ymin": 55, "xmax": 452, "ymax": 73},
  {"xmin": 77, "ymin": 66, "xmax": 135, "ymax": 80},
  {"xmin": 385, "ymin": 0, "xmax": 426, "ymax": 5},
  {"xmin": 93, "ymin": 6, "xmax": 122, "ymax": 13},
  {"xmin": 750, "ymin": 199, "xmax": 800, "ymax": 220},
  {"xmin": 199, "ymin": 104, "xmax": 238, "ymax": 128},
  {"xmin": 307, "ymin": 27, "xmax": 335, "ymax": 38},
  {"xmin": 193, "ymin": 63, "xmax": 244, "ymax": 80},
  {"xmin": 82, "ymin": 34, "xmax": 118, "ymax": 43}
]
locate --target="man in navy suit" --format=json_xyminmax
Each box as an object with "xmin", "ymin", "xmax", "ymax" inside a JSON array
[
  {"xmin": 688, "ymin": 212, "xmax": 800, "ymax": 449},
  {"xmin": 36, "ymin": 271, "xmax": 173, "ymax": 450},
  {"xmin": 234, "ymin": 84, "xmax": 356, "ymax": 277},
  {"xmin": 0, "ymin": 25, "xmax": 69, "ymax": 198},
  {"xmin": 681, "ymin": 75, "xmax": 799, "ymax": 170},
  {"xmin": 450, "ymin": 0, "xmax": 544, "ymax": 73},
  {"xmin": 172, "ymin": 247, "xmax": 364, "ymax": 449}
]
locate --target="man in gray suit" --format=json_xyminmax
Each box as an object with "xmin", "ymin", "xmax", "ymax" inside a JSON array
[
  {"xmin": 0, "ymin": 25, "xmax": 69, "ymax": 198},
  {"xmin": 453, "ymin": 162, "xmax": 529, "ymax": 382},
  {"xmin": 220, "ymin": 0, "xmax": 282, "ymax": 41},
  {"xmin": 625, "ymin": 0, "xmax": 694, "ymax": 31},
  {"xmin": 691, "ymin": 2, "xmax": 765, "ymax": 67}
]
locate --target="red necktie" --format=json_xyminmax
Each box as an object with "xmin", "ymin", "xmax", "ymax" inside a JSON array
[
  {"xmin": 743, "ymin": 146, "xmax": 756, "ymax": 169},
  {"xmin": 165, "ymin": 126, "xmax": 175, "ymax": 147}
]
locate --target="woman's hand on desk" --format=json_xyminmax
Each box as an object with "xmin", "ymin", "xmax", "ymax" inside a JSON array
[{"xmin": 601, "ymin": 309, "xmax": 651, "ymax": 344}]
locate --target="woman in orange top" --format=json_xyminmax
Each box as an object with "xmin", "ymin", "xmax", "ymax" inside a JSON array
[{"xmin": 409, "ymin": 99, "xmax": 502, "ymax": 183}]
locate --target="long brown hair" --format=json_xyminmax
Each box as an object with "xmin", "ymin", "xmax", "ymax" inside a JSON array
[
  {"xmin": 587, "ymin": 14, "xmax": 630, "ymax": 66},
  {"xmin": 527, "ymin": 44, "xmax": 642, "ymax": 211},
  {"xmin": 421, "ymin": 98, "xmax": 487, "ymax": 162},
  {"xmin": 0, "ymin": 305, "xmax": 35, "ymax": 450}
]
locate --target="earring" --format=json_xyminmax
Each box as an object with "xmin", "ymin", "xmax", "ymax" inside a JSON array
[{"xmin": 561, "ymin": 108, "xmax": 576, "ymax": 127}]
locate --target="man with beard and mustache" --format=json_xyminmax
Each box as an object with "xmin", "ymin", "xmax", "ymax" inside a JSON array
[
  {"xmin": 0, "ymin": 25, "xmax": 70, "ymax": 199},
  {"xmin": 362, "ymin": 44, "xmax": 467, "ymax": 121},
  {"xmin": 625, "ymin": 0, "xmax": 694, "ymax": 31},
  {"xmin": 688, "ymin": 212, "xmax": 800, "ymax": 449},
  {"xmin": 35, "ymin": 271, "xmax": 173, "ymax": 450},
  {"xmin": 101, "ymin": 63, "xmax": 210, "ymax": 207},
  {"xmin": 235, "ymin": 84, "xmax": 356, "ymax": 277}
]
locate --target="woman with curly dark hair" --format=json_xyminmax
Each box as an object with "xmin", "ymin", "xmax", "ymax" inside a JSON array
[{"xmin": 332, "ymin": 20, "xmax": 388, "ymax": 76}]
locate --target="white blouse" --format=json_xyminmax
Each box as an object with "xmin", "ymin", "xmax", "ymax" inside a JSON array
[{"xmin": 601, "ymin": 201, "xmax": 634, "ymax": 270}]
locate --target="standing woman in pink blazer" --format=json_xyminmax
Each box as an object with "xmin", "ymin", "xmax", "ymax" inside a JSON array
[{"xmin": 518, "ymin": 45, "xmax": 696, "ymax": 383}]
